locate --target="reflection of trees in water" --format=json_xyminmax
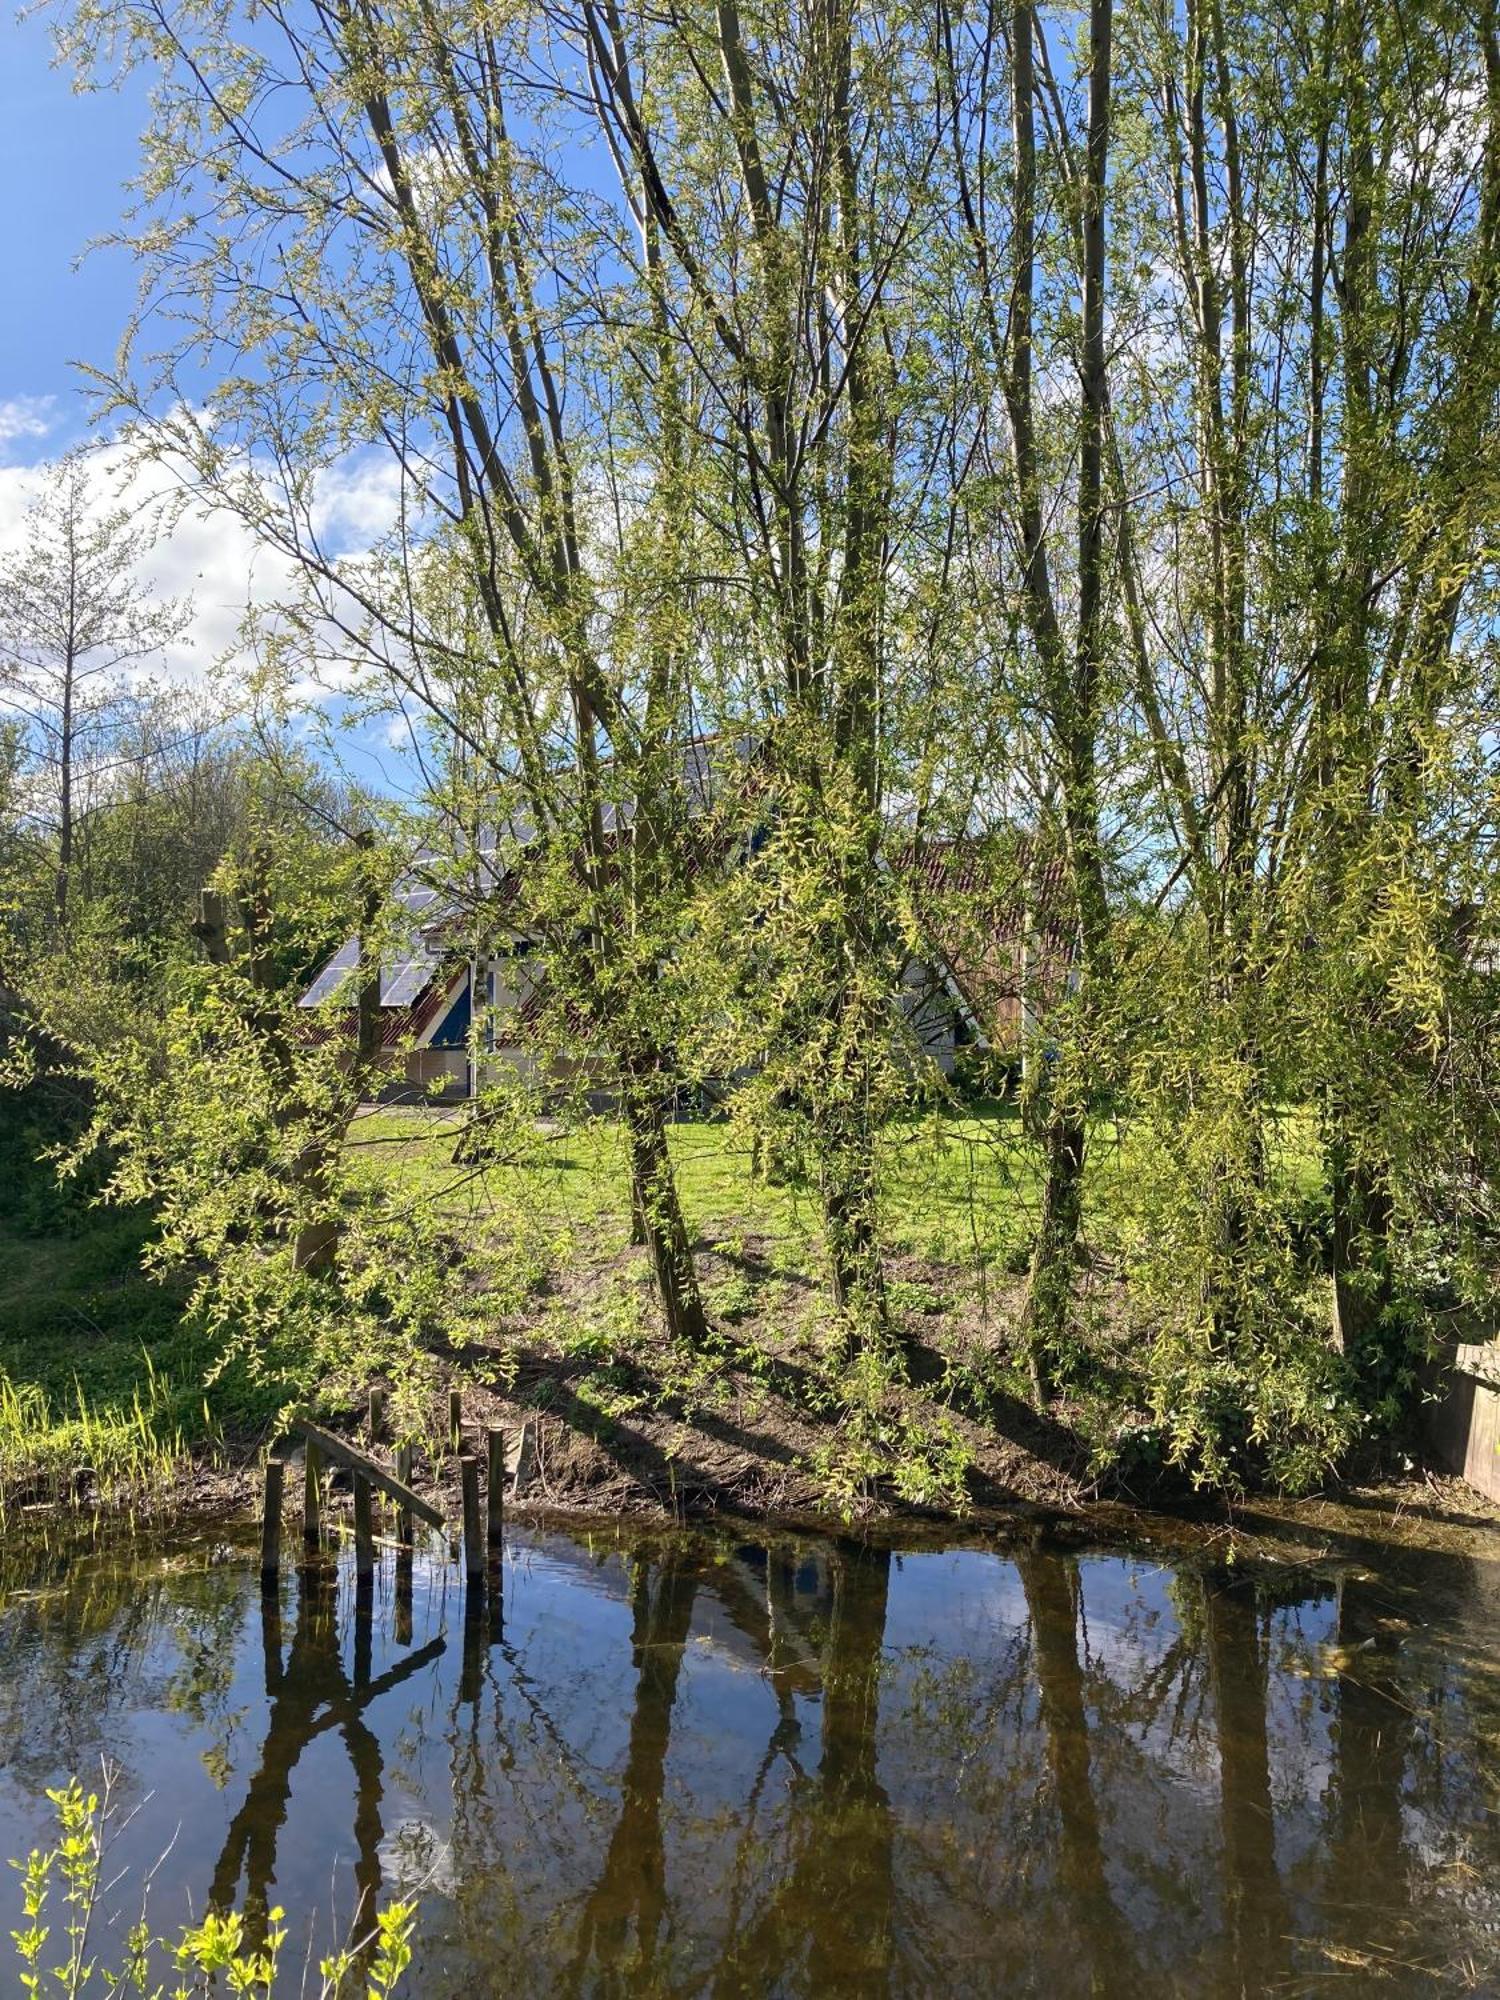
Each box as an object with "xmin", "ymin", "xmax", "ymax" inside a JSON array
[
  {"xmin": 566, "ymin": 1555, "xmax": 699, "ymax": 1993},
  {"xmin": 710, "ymin": 1540, "xmax": 894, "ymax": 2000},
  {"xmin": 1316, "ymin": 1564, "xmax": 1415, "ymax": 1976},
  {"xmin": 1015, "ymin": 1548, "xmax": 1140, "ymax": 2000},
  {"xmin": 1303, "ymin": 1556, "xmax": 1500, "ymax": 1987},
  {"xmin": 308, "ymin": 1534, "xmax": 1500, "ymax": 1996},
  {"xmin": 209, "ymin": 1570, "xmax": 444, "ymax": 1950},
  {"xmin": 1201, "ymin": 1572, "xmax": 1288, "ymax": 1993},
  {"xmin": 13, "ymin": 1525, "xmax": 1500, "ymax": 1995},
  {"xmin": 0, "ymin": 1553, "xmax": 247, "ymax": 1794}
]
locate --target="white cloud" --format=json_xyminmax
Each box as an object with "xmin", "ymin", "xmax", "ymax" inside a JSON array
[
  {"xmin": 311, "ymin": 450, "xmax": 406, "ymax": 554},
  {"xmin": 0, "ymin": 395, "xmax": 58, "ymax": 461},
  {"xmin": 0, "ymin": 420, "xmax": 406, "ymax": 707}
]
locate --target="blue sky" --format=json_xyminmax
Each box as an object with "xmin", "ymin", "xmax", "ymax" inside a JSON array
[
  {"xmin": 1, "ymin": 18, "xmax": 417, "ymax": 794},
  {"xmin": 1, "ymin": 12, "xmax": 148, "ymax": 455}
]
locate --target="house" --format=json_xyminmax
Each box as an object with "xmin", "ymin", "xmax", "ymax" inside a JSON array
[
  {"xmin": 891, "ymin": 840, "xmax": 1074, "ymax": 1081},
  {"xmin": 297, "ymin": 807, "xmax": 1074, "ymax": 1104}
]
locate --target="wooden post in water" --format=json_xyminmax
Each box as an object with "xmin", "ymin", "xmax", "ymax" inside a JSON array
[
  {"xmin": 291, "ymin": 1419, "xmax": 443, "ymax": 1531},
  {"xmin": 460, "ymin": 1456, "xmax": 483, "ymax": 1591},
  {"xmin": 261, "ymin": 1459, "xmax": 283, "ymax": 1587},
  {"xmin": 486, "ymin": 1427, "xmax": 505, "ymax": 1565},
  {"xmin": 368, "ymin": 1386, "xmax": 387, "ymax": 1446},
  {"xmin": 394, "ymin": 1549, "xmax": 413, "ymax": 1647},
  {"xmin": 449, "ymin": 1387, "xmax": 463, "ymax": 1457},
  {"xmin": 353, "ymin": 1472, "xmax": 375, "ymax": 1586},
  {"xmin": 395, "ymin": 1443, "xmax": 413, "ymax": 1546},
  {"xmin": 303, "ymin": 1440, "xmax": 322, "ymax": 1554}
]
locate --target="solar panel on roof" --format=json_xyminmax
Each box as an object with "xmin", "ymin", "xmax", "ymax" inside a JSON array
[
  {"xmin": 299, "ymin": 937, "xmax": 359, "ymax": 1007},
  {"xmin": 380, "ymin": 952, "xmax": 437, "ymax": 1007}
]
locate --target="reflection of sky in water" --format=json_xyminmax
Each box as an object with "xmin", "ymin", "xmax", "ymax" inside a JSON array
[{"xmin": 0, "ymin": 1525, "xmax": 1498, "ymax": 1996}]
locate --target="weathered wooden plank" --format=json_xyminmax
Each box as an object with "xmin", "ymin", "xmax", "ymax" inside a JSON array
[
  {"xmin": 291, "ymin": 1418, "xmax": 445, "ymax": 1531},
  {"xmin": 508, "ymin": 1422, "xmax": 536, "ymax": 1496},
  {"xmin": 1455, "ymin": 1342, "xmax": 1500, "ymax": 1390}
]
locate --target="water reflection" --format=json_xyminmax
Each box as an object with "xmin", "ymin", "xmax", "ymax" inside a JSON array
[
  {"xmin": 210, "ymin": 1569, "xmax": 446, "ymax": 1942},
  {"xmin": 1201, "ymin": 1571, "xmax": 1286, "ymax": 1992},
  {"xmin": 2, "ymin": 1517, "xmax": 1500, "ymax": 1996},
  {"xmin": 1016, "ymin": 1550, "xmax": 1134, "ymax": 1997}
]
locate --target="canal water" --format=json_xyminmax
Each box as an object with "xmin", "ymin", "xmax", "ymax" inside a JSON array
[{"xmin": 1, "ymin": 1512, "xmax": 1499, "ymax": 1996}]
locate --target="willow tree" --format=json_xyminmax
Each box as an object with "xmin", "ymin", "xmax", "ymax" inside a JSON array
[
  {"xmin": 1265, "ymin": 0, "xmax": 1500, "ymax": 1383},
  {"xmin": 62, "ymin": 0, "xmax": 713, "ymax": 1343},
  {"xmin": 936, "ymin": 0, "xmax": 1120, "ymax": 1392},
  {"xmin": 1114, "ymin": 0, "xmax": 1500, "ymax": 1383},
  {"xmin": 567, "ymin": 0, "xmax": 964, "ymax": 1351}
]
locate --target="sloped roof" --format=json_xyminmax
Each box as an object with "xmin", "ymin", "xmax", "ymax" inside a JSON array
[
  {"xmin": 299, "ymin": 736, "xmax": 760, "ymax": 1013},
  {"xmin": 891, "ymin": 839, "xmax": 1073, "ymax": 1040},
  {"xmin": 297, "ymin": 966, "xmax": 463, "ymax": 1055},
  {"xmin": 298, "ymin": 875, "xmax": 445, "ymax": 1010}
]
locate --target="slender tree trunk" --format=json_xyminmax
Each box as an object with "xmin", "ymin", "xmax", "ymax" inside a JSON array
[
  {"xmin": 1024, "ymin": 1111, "xmax": 1086, "ymax": 1396},
  {"xmin": 55, "ymin": 649, "xmax": 74, "ymax": 933},
  {"xmin": 624, "ymin": 1083, "xmax": 705, "ymax": 1346},
  {"xmin": 1327, "ymin": 1106, "xmax": 1394, "ymax": 1375},
  {"xmin": 1011, "ymin": 0, "xmax": 1114, "ymax": 1387},
  {"xmin": 821, "ymin": 1117, "xmax": 887, "ymax": 1349}
]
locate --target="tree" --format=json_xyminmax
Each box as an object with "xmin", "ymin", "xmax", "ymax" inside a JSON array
[
  {"xmin": 940, "ymin": 0, "xmax": 1120, "ymax": 1389},
  {"xmin": 62, "ymin": 0, "xmax": 716, "ymax": 1345},
  {"xmin": 0, "ymin": 453, "xmax": 185, "ymax": 937},
  {"xmin": 575, "ymin": 0, "xmax": 959, "ymax": 1350},
  {"xmin": 48, "ymin": 0, "xmax": 1500, "ymax": 1493}
]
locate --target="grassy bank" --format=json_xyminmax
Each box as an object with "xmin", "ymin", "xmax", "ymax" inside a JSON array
[
  {"xmin": 327, "ymin": 1099, "xmax": 1330, "ymax": 1515},
  {"xmin": 0, "ymin": 1094, "xmax": 1336, "ymax": 1524},
  {"xmin": 0, "ymin": 1184, "xmax": 229, "ymax": 1511},
  {"xmin": 0, "ymin": 1091, "xmax": 245, "ymax": 1515}
]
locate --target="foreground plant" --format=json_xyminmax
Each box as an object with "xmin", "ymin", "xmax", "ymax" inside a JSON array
[{"xmin": 10, "ymin": 1775, "xmax": 416, "ymax": 1997}]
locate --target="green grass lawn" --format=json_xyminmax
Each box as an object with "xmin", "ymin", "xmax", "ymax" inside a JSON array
[
  {"xmin": 345, "ymin": 1097, "xmax": 1052, "ymax": 1272},
  {"xmin": 341, "ymin": 1092, "xmax": 1322, "ymax": 1279}
]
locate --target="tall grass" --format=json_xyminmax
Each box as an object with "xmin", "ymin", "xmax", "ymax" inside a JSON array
[{"xmin": 0, "ymin": 1353, "xmax": 200, "ymax": 1517}]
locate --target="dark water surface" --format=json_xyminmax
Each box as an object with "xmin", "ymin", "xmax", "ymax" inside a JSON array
[{"xmin": 2, "ymin": 1512, "xmax": 1500, "ymax": 1996}]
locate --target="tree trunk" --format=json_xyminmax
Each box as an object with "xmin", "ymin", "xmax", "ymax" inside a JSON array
[
  {"xmin": 624, "ymin": 1087, "xmax": 705, "ymax": 1346},
  {"xmin": 1022, "ymin": 1109, "xmax": 1086, "ymax": 1397},
  {"xmin": 1005, "ymin": 0, "xmax": 1114, "ymax": 1387},
  {"xmin": 55, "ymin": 649, "xmax": 74, "ymax": 933},
  {"xmin": 1327, "ymin": 1111, "xmax": 1394, "ymax": 1376},
  {"xmin": 822, "ymin": 1162, "xmax": 888, "ymax": 1348}
]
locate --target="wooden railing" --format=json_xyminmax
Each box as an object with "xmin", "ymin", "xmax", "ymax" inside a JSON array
[{"xmin": 259, "ymin": 1391, "xmax": 530, "ymax": 1606}]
